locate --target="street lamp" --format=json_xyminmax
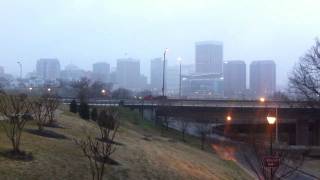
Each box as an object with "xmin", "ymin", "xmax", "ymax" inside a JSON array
[
  {"xmin": 267, "ymin": 116, "xmax": 276, "ymax": 125},
  {"xmin": 260, "ymin": 97, "xmax": 279, "ymax": 144},
  {"xmin": 162, "ymin": 48, "xmax": 169, "ymax": 97},
  {"xmin": 226, "ymin": 115, "xmax": 232, "ymax": 121},
  {"xmin": 101, "ymin": 89, "xmax": 106, "ymax": 96},
  {"xmin": 267, "ymin": 115, "xmax": 276, "ymax": 179},
  {"xmin": 177, "ymin": 57, "xmax": 182, "ymax": 98},
  {"xmin": 267, "ymin": 115, "xmax": 276, "ymax": 154},
  {"xmin": 47, "ymin": 88, "xmax": 51, "ymax": 93},
  {"xmin": 29, "ymin": 87, "xmax": 33, "ymax": 92}
]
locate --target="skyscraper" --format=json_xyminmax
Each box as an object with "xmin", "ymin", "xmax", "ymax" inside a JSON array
[
  {"xmin": 0, "ymin": 66, "xmax": 4, "ymax": 76},
  {"xmin": 150, "ymin": 58, "xmax": 163, "ymax": 91},
  {"xmin": 166, "ymin": 66, "xmax": 179, "ymax": 93},
  {"xmin": 195, "ymin": 41, "xmax": 223, "ymax": 74},
  {"xmin": 250, "ymin": 60, "xmax": 276, "ymax": 97},
  {"xmin": 36, "ymin": 59, "xmax": 60, "ymax": 81},
  {"xmin": 116, "ymin": 58, "xmax": 140, "ymax": 89},
  {"xmin": 223, "ymin": 61, "xmax": 246, "ymax": 98},
  {"xmin": 92, "ymin": 62, "xmax": 110, "ymax": 82}
]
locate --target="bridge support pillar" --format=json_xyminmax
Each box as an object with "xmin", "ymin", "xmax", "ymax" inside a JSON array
[
  {"xmin": 296, "ymin": 119, "xmax": 310, "ymax": 145},
  {"xmin": 142, "ymin": 108, "xmax": 156, "ymax": 121}
]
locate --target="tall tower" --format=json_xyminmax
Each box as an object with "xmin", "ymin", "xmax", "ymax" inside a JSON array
[
  {"xmin": 223, "ymin": 60, "xmax": 246, "ymax": 98},
  {"xmin": 36, "ymin": 58, "xmax": 60, "ymax": 81},
  {"xmin": 92, "ymin": 62, "xmax": 110, "ymax": 82},
  {"xmin": 195, "ymin": 41, "xmax": 223, "ymax": 74},
  {"xmin": 116, "ymin": 58, "xmax": 140, "ymax": 89},
  {"xmin": 150, "ymin": 58, "xmax": 163, "ymax": 91},
  {"xmin": 250, "ymin": 60, "xmax": 276, "ymax": 97}
]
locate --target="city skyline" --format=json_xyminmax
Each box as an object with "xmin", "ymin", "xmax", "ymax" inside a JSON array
[{"xmin": 0, "ymin": 0, "xmax": 319, "ymax": 88}]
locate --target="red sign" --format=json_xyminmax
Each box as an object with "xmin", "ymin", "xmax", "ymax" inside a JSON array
[{"xmin": 263, "ymin": 156, "xmax": 280, "ymax": 168}]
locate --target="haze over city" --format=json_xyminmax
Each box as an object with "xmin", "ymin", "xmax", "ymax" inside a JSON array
[{"xmin": 1, "ymin": 0, "xmax": 320, "ymax": 87}]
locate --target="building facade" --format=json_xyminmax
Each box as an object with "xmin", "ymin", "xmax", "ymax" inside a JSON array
[
  {"xmin": 0, "ymin": 66, "xmax": 4, "ymax": 76},
  {"xmin": 223, "ymin": 60, "xmax": 246, "ymax": 98},
  {"xmin": 150, "ymin": 58, "xmax": 163, "ymax": 91},
  {"xmin": 250, "ymin": 60, "xmax": 276, "ymax": 97},
  {"xmin": 60, "ymin": 64, "xmax": 85, "ymax": 81},
  {"xmin": 116, "ymin": 58, "xmax": 141, "ymax": 90},
  {"xmin": 36, "ymin": 59, "xmax": 60, "ymax": 81},
  {"xmin": 182, "ymin": 73, "xmax": 224, "ymax": 98},
  {"xmin": 195, "ymin": 41, "xmax": 223, "ymax": 74},
  {"xmin": 166, "ymin": 66, "xmax": 179, "ymax": 95},
  {"xmin": 92, "ymin": 62, "xmax": 110, "ymax": 82}
]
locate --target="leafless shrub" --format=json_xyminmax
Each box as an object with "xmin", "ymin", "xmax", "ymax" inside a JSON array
[
  {"xmin": 43, "ymin": 94, "xmax": 60, "ymax": 126},
  {"xmin": 31, "ymin": 96, "xmax": 49, "ymax": 131},
  {"xmin": 97, "ymin": 107, "xmax": 120, "ymax": 141},
  {"xmin": 0, "ymin": 94, "xmax": 32, "ymax": 154},
  {"xmin": 74, "ymin": 108, "xmax": 120, "ymax": 180}
]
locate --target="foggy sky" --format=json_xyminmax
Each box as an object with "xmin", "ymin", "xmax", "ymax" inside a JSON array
[{"xmin": 0, "ymin": 0, "xmax": 319, "ymax": 87}]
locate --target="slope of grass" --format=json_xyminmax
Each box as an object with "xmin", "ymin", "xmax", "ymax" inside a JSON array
[{"xmin": 0, "ymin": 108, "xmax": 252, "ymax": 180}]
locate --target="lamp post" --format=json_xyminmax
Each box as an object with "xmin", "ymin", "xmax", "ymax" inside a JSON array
[
  {"xmin": 275, "ymin": 107, "xmax": 279, "ymax": 144},
  {"xmin": 177, "ymin": 57, "xmax": 182, "ymax": 98},
  {"xmin": 162, "ymin": 48, "xmax": 168, "ymax": 97},
  {"xmin": 101, "ymin": 89, "xmax": 106, "ymax": 96},
  {"xmin": 267, "ymin": 115, "xmax": 276, "ymax": 180},
  {"xmin": 260, "ymin": 97, "xmax": 279, "ymax": 144}
]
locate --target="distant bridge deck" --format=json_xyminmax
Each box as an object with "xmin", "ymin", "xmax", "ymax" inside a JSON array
[{"xmin": 64, "ymin": 99, "xmax": 319, "ymax": 109}]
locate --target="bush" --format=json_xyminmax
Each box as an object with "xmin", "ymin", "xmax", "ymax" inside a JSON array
[
  {"xmin": 91, "ymin": 107, "xmax": 98, "ymax": 121},
  {"xmin": 79, "ymin": 102, "xmax": 90, "ymax": 120},
  {"xmin": 69, "ymin": 99, "xmax": 78, "ymax": 113}
]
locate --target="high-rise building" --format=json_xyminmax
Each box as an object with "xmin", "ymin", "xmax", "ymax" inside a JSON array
[
  {"xmin": 223, "ymin": 61, "xmax": 246, "ymax": 98},
  {"xmin": 116, "ymin": 58, "xmax": 140, "ymax": 89},
  {"xmin": 60, "ymin": 64, "xmax": 85, "ymax": 81},
  {"xmin": 0, "ymin": 66, "xmax": 4, "ymax": 76},
  {"xmin": 181, "ymin": 64, "xmax": 195, "ymax": 75},
  {"xmin": 92, "ymin": 62, "xmax": 110, "ymax": 82},
  {"xmin": 250, "ymin": 60, "xmax": 276, "ymax": 97},
  {"xmin": 36, "ymin": 59, "xmax": 60, "ymax": 81},
  {"xmin": 195, "ymin": 41, "xmax": 223, "ymax": 74},
  {"xmin": 166, "ymin": 66, "xmax": 179, "ymax": 94},
  {"xmin": 150, "ymin": 58, "xmax": 163, "ymax": 91}
]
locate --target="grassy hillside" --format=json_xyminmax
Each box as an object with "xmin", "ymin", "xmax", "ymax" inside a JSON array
[{"xmin": 0, "ymin": 108, "xmax": 252, "ymax": 180}]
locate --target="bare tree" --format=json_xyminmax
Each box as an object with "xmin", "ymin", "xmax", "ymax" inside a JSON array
[
  {"xmin": 97, "ymin": 107, "xmax": 119, "ymax": 142},
  {"xmin": 71, "ymin": 77, "xmax": 91, "ymax": 102},
  {"xmin": 176, "ymin": 117, "xmax": 190, "ymax": 142},
  {"xmin": 195, "ymin": 118, "xmax": 212, "ymax": 150},
  {"xmin": 289, "ymin": 38, "xmax": 320, "ymax": 105},
  {"xmin": 239, "ymin": 131, "xmax": 310, "ymax": 180},
  {"xmin": 43, "ymin": 95, "xmax": 60, "ymax": 126},
  {"xmin": 0, "ymin": 94, "xmax": 32, "ymax": 154},
  {"xmin": 31, "ymin": 96, "xmax": 49, "ymax": 131},
  {"xmin": 74, "ymin": 118, "xmax": 119, "ymax": 180}
]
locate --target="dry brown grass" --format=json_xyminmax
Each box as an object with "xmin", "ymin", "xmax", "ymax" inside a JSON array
[{"xmin": 0, "ymin": 109, "xmax": 252, "ymax": 180}]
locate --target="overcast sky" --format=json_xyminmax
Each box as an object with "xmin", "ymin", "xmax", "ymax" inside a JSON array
[{"xmin": 0, "ymin": 0, "xmax": 319, "ymax": 87}]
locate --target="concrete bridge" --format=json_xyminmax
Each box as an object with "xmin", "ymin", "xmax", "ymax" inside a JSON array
[{"xmin": 64, "ymin": 98, "xmax": 320, "ymax": 146}]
